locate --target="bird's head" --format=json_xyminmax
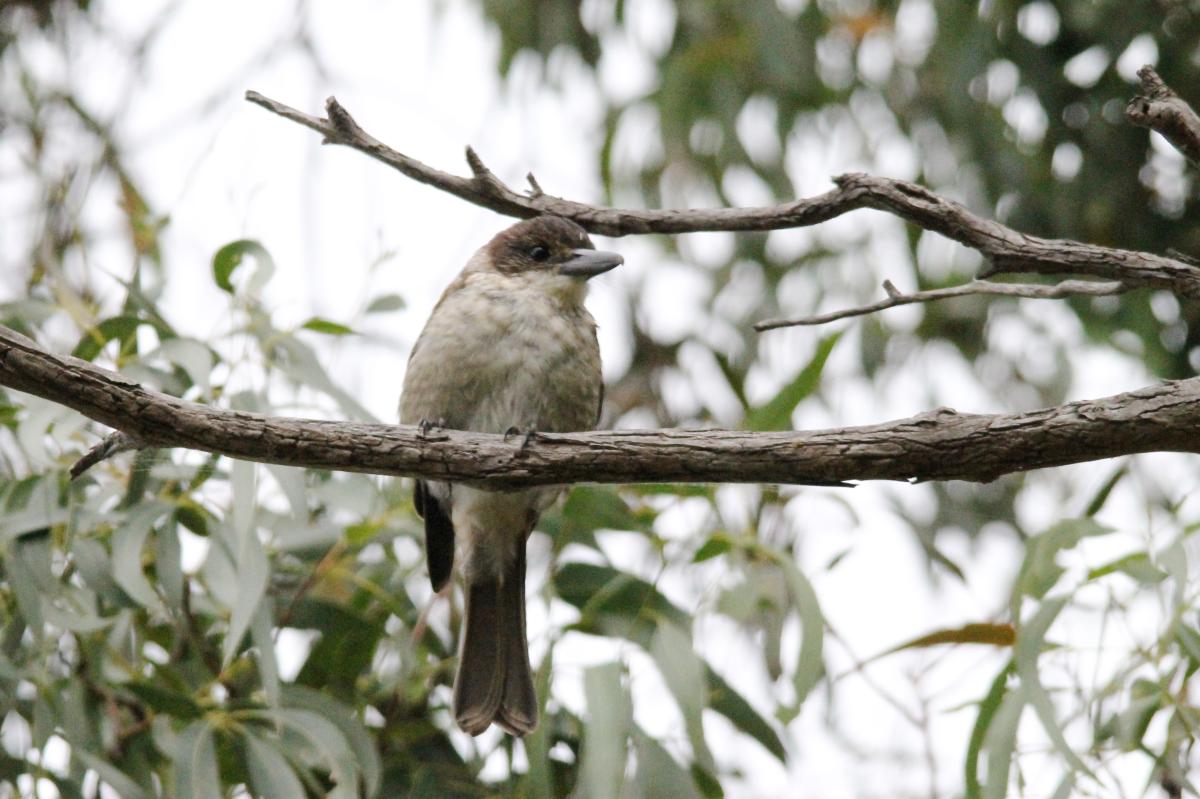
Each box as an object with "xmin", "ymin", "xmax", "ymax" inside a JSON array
[{"xmin": 474, "ymin": 216, "xmax": 622, "ymax": 303}]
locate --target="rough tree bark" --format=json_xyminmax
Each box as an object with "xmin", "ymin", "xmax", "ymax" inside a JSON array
[{"xmin": 4, "ymin": 318, "xmax": 1200, "ymax": 489}]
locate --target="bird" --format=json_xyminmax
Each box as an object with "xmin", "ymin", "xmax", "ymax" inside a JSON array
[{"xmin": 399, "ymin": 215, "xmax": 622, "ymax": 736}]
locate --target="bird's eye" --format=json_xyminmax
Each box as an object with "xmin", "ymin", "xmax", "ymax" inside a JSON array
[{"xmin": 529, "ymin": 245, "xmax": 551, "ymax": 262}]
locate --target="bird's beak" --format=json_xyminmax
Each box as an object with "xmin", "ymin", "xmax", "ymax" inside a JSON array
[{"xmin": 558, "ymin": 249, "xmax": 623, "ymax": 279}]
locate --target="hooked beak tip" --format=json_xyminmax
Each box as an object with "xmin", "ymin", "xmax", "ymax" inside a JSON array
[{"xmin": 558, "ymin": 249, "xmax": 623, "ymax": 278}]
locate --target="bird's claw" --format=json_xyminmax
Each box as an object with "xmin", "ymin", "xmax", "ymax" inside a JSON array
[
  {"xmin": 417, "ymin": 418, "xmax": 449, "ymax": 440},
  {"xmin": 503, "ymin": 426, "xmax": 538, "ymax": 453}
]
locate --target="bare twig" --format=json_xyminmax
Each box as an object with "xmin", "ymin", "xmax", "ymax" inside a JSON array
[
  {"xmin": 756, "ymin": 278, "xmax": 1128, "ymax": 331},
  {"xmin": 277, "ymin": 540, "xmax": 345, "ymax": 630},
  {"xmin": 1167, "ymin": 248, "xmax": 1200, "ymax": 267},
  {"xmin": 5, "ymin": 324, "xmax": 1200, "ymax": 489},
  {"xmin": 1126, "ymin": 65, "xmax": 1200, "ymax": 168},
  {"xmin": 69, "ymin": 431, "xmax": 144, "ymax": 479},
  {"xmin": 525, "ymin": 172, "xmax": 544, "ymax": 197},
  {"xmin": 245, "ymin": 91, "xmax": 1200, "ymax": 298}
]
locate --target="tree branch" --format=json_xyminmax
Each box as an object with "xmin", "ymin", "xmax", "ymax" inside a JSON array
[
  {"xmin": 4, "ymin": 325, "xmax": 1200, "ymax": 490},
  {"xmin": 755, "ymin": 278, "xmax": 1128, "ymax": 331},
  {"xmin": 245, "ymin": 91, "xmax": 1200, "ymax": 299},
  {"xmin": 70, "ymin": 431, "xmax": 143, "ymax": 478},
  {"xmin": 1126, "ymin": 65, "xmax": 1200, "ymax": 168}
]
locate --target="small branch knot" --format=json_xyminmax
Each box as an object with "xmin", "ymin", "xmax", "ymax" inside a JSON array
[
  {"xmin": 526, "ymin": 172, "xmax": 544, "ymax": 197},
  {"xmin": 1125, "ymin": 66, "xmax": 1200, "ymax": 167},
  {"xmin": 324, "ymin": 96, "xmax": 364, "ymax": 140},
  {"xmin": 464, "ymin": 146, "xmax": 510, "ymax": 197},
  {"xmin": 1136, "ymin": 65, "xmax": 1173, "ymax": 100}
]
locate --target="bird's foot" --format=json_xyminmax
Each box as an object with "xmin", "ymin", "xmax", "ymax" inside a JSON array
[
  {"xmin": 417, "ymin": 418, "xmax": 449, "ymax": 441},
  {"xmin": 503, "ymin": 425, "xmax": 538, "ymax": 453}
]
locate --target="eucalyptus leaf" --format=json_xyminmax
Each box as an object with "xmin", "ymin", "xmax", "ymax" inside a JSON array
[
  {"xmin": 221, "ymin": 520, "xmax": 269, "ymax": 667},
  {"xmin": 212, "ymin": 239, "xmax": 275, "ymax": 295},
  {"xmin": 556, "ymin": 561, "xmax": 786, "ymax": 762},
  {"xmin": 365, "ymin": 293, "xmax": 406, "ymax": 313},
  {"xmin": 704, "ymin": 667, "xmax": 787, "ymax": 764},
  {"xmin": 692, "ymin": 534, "xmax": 734, "ymax": 563},
  {"xmin": 1014, "ymin": 596, "xmax": 1093, "ymax": 778},
  {"xmin": 1085, "ymin": 552, "xmax": 1167, "ymax": 585},
  {"xmin": 580, "ymin": 662, "xmax": 630, "ymax": 799},
  {"xmin": 301, "ymin": 317, "xmax": 356, "ymax": 336},
  {"xmin": 251, "ymin": 598, "xmax": 280, "ymax": 707},
  {"xmin": 1, "ymin": 474, "xmax": 69, "ymax": 541},
  {"xmin": 264, "ymin": 464, "xmax": 308, "ymax": 518},
  {"xmin": 762, "ymin": 547, "xmax": 824, "ymax": 716},
  {"xmin": 151, "ymin": 337, "xmax": 215, "ymax": 396},
  {"xmin": 982, "ymin": 686, "xmax": 1026, "ymax": 799},
  {"xmin": 270, "ymin": 334, "xmax": 378, "ymax": 422},
  {"xmin": 74, "ymin": 749, "xmax": 150, "ymax": 799},
  {"xmin": 172, "ymin": 720, "xmax": 222, "ymax": 799},
  {"xmin": 40, "ymin": 596, "xmax": 114, "ymax": 632},
  {"xmin": 155, "ymin": 519, "xmax": 186, "ymax": 609},
  {"xmin": 745, "ymin": 332, "xmax": 841, "ymax": 431},
  {"xmin": 555, "ymin": 562, "xmax": 689, "ymax": 644},
  {"xmin": 71, "ymin": 538, "xmax": 131, "ymax": 606},
  {"xmin": 965, "ymin": 661, "xmax": 1015, "ymax": 799},
  {"xmin": 522, "ymin": 648, "xmax": 556, "ymax": 799},
  {"xmin": 71, "ymin": 315, "xmax": 167, "ymax": 362},
  {"xmin": 10, "ymin": 532, "xmax": 53, "ymax": 631},
  {"xmin": 1115, "ymin": 679, "xmax": 1161, "ymax": 750},
  {"xmin": 633, "ymin": 726, "xmax": 702, "ymax": 799},
  {"xmin": 244, "ymin": 731, "xmax": 307, "ymax": 799},
  {"xmin": 268, "ymin": 708, "xmax": 361, "ymax": 799},
  {"xmin": 1011, "ymin": 518, "xmax": 1113, "ymax": 615},
  {"xmin": 16, "ymin": 405, "xmax": 58, "ymax": 469},
  {"xmin": 126, "ymin": 680, "xmax": 203, "ymax": 719},
  {"xmin": 200, "ymin": 525, "xmax": 239, "ymax": 610},
  {"xmin": 651, "ymin": 621, "xmax": 714, "ymax": 771},
  {"xmin": 111, "ymin": 503, "xmax": 169, "ymax": 616},
  {"xmin": 281, "ymin": 685, "xmax": 381, "ymax": 796}
]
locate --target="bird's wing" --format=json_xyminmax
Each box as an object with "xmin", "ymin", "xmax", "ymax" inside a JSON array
[{"xmin": 413, "ymin": 480, "xmax": 455, "ymax": 592}]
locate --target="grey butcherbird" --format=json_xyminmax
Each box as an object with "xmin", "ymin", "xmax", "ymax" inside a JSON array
[{"xmin": 400, "ymin": 216, "xmax": 622, "ymax": 736}]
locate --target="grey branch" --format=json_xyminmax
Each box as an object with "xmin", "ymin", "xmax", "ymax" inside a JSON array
[
  {"xmin": 246, "ymin": 91, "xmax": 1200, "ymax": 299},
  {"xmin": 1126, "ymin": 65, "xmax": 1200, "ymax": 168},
  {"xmin": 4, "ymin": 325, "xmax": 1200, "ymax": 490},
  {"xmin": 70, "ymin": 431, "xmax": 143, "ymax": 479},
  {"xmin": 756, "ymin": 278, "xmax": 1128, "ymax": 331}
]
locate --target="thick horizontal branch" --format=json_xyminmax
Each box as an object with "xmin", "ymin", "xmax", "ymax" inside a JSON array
[
  {"xmin": 755, "ymin": 278, "xmax": 1127, "ymax": 331},
  {"xmin": 3, "ymin": 325, "xmax": 1200, "ymax": 489},
  {"xmin": 1126, "ymin": 65, "xmax": 1200, "ymax": 168},
  {"xmin": 246, "ymin": 91, "xmax": 1200, "ymax": 299}
]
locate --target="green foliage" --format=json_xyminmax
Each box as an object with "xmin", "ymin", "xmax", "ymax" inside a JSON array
[
  {"xmin": 211, "ymin": 240, "xmax": 275, "ymax": 296},
  {"xmin": 0, "ymin": 256, "xmax": 410, "ymax": 796},
  {"xmin": 301, "ymin": 318, "xmax": 356, "ymax": 337},
  {"xmin": 744, "ymin": 332, "xmax": 841, "ymax": 431},
  {"xmin": 958, "ymin": 518, "xmax": 1200, "ymax": 797}
]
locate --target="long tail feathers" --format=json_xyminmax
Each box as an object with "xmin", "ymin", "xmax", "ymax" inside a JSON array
[{"xmin": 453, "ymin": 546, "xmax": 537, "ymax": 736}]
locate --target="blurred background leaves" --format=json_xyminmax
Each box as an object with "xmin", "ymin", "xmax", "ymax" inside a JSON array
[{"xmin": 3, "ymin": 0, "xmax": 1200, "ymax": 796}]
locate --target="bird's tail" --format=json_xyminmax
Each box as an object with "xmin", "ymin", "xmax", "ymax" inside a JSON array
[{"xmin": 452, "ymin": 545, "xmax": 537, "ymax": 736}]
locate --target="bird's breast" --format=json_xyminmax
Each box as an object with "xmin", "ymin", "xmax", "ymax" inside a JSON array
[{"xmin": 400, "ymin": 283, "xmax": 601, "ymax": 434}]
